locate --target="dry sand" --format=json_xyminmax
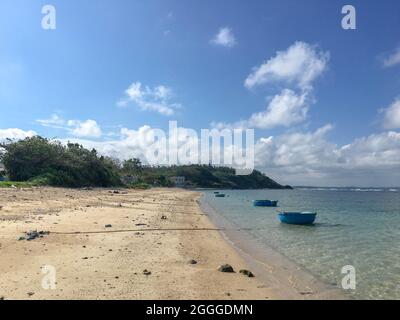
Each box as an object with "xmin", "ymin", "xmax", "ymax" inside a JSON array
[{"xmin": 0, "ymin": 187, "xmax": 344, "ymax": 300}]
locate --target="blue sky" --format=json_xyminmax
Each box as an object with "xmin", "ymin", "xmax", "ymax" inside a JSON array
[{"xmin": 1, "ymin": 0, "xmax": 400, "ymax": 186}]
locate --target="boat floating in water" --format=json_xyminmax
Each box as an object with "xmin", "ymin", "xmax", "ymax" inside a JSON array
[
  {"xmin": 253, "ymin": 200, "xmax": 278, "ymax": 207},
  {"xmin": 278, "ymin": 212, "xmax": 317, "ymax": 225},
  {"xmin": 215, "ymin": 194, "xmax": 226, "ymax": 198}
]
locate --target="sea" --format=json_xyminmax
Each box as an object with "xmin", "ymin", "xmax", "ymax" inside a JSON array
[{"xmin": 202, "ymin": 187, "xmax": 400, "ymax": 299}]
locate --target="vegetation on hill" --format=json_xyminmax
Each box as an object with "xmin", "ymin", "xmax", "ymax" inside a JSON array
[
  {"xmin": 0, "ymin": 136, "xmax": 291, "ymax": 189},
  {"xmin": 134, "ymin": 165, "xmax": 291, "ymax": 189},
  {"xmin": 0, "ymin": 136, "xmax": 121, "ymax": 187}
]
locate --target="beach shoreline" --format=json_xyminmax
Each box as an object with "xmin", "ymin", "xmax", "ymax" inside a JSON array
[
  {"xmin": 200, "ymin": 194, "xmax": 347, "ymax": 300},
  {"xmin": 0, "ymin": 187, "xmax": 345, "ymax": 300}
]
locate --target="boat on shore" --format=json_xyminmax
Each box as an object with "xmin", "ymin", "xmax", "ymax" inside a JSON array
[
  {"xmin": 253, "ymin": 199, "xmax": 278, "ymax": 207},
  {"xmin": 278, "ymin": 212, "xmax": 317, "ymax": 225}
]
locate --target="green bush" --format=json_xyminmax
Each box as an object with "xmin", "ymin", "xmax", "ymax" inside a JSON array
[
  {"xmin": 126, "ymin": 182, "xmax": 151, "ymax": 190},
  {"xmin": 0, "ymin": 136, "xmax": 121, "ymax": 187}
]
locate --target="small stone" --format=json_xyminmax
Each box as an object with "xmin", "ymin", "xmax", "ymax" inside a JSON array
[
  {"xmin": 161, "ymin": 215, "xmax": 167, "ymax": 220},
  {"xmin": 105, "ymin": 224, "xmax": 112, "ymax": 228},
  {"xmin": 218, "ymin": 264, "xmax": 234, "ymax": 273},
  {"xmin": 239, "ymin": 269, "xmax": 255, "ymax": 277},
  {"xmin": 82, "ymin": 257, "xmax": 88, "ymax": 260},
  {"xmin": 143, "ymin": 269, "xmax": 151, "ymax": 276},
  {"xmin": 300, "ymin": 291, "xmax": 313, "ymax": 295},
  {"xmin": 188, "ymin": 259, "xmax": 197, "ymax": 265}
]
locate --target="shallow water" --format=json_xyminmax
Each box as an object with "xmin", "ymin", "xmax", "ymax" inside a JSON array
[{"xmin": 203, "ymin": 188, "xmax": 400, "ymax": 299}]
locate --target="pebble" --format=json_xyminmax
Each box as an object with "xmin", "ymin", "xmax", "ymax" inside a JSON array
[
  {"xmin": 143, "ymin": 269, "xmax": 151, "ymax": 276},
  {"xmin": 239, "ymin": 269, "xmax": 255, "ymax": 277},
  {"xmin": 218, "ymin": 264, "xmax": 235, "ymax": 273}
]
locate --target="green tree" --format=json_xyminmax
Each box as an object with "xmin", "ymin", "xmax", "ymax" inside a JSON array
[
  {"xmin": 0, "ymin": 136, "xmax": 121, "ymax": 187},
  {"xmin": 122, "ymin": 158, "xmax": 142, "ymax": 175}
]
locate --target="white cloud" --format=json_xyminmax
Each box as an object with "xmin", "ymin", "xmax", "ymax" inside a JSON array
[
  {"xmin": 36, "ymin": 115, "xmax": 102, "ymax": 138},
  {"xmin": 383, "ymin": 47, "xmax": 400, "ymax": 68},
  {"xmin": 214, "ymin": 89, "xmax": 310, "ymax": 130},
  {"xmin": 215, "ymin": 42, "xmax": 328, "ymax": 130},
  {"xmin": 210, "ymin": 27, "xmax": 237, "ymax": 48},
  {"xmin": 254, "ymin": 126, "xmax": 400, "ymax": 186},
  {"xmin": 0, "ymin": 128, "xmax": 37, "ymax": 142},
  {"xmin": 244, "ymin": 41, "xmax": 329, "ymax": 90},
  {"xmin": 36, "ymin": 114, "xmax": 65, "ymax": 128},
  {"xmin": 255, "ymin": 124, "xmax": 336, "ymax": 171},
  {"xmin": 67, "ymin": 119, "xmax": 102, "ymax": 138},
  {"xmin": 341, "ymin": 131, "xmax": 400, "ymax": 168},
  {"xmin": 118, "ymin": 82, "xmax": 181, "ymax": 116},
  {"xmin": 248, "ymin": 90, "xmax": 309, "ymax": 129},
  {"xmin": 61, "ymin": 125, "xmax": 165, "ymax": 162},
  {"xmin": 381, "ymin": 98, "xmax": 400, "ymax": 129},
  {"xmin": 62, "ymin": 123, "xmax": 400, "ymax": 186},
  {"xmin": 10, "ymin": 117, "xmax": 399, "ymax": 186}
]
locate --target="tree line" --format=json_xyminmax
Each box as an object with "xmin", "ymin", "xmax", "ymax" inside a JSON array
[{"xmin": 0, "ymin": 136, "xmax": 290, "ymax": 189}]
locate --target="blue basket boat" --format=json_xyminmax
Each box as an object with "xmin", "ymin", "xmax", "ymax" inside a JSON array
[
  {"xmin": 278, "ymin": 212, "xmax": 317, "ymax": 225},
  {"xmin": 253, "ymin": 200, "xmax": 278, "ymax": 207}
]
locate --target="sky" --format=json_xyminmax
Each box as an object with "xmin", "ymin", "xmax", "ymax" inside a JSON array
[{"xmin": 1, "ymin": 0, "xmax": 400, "ymax": 187}]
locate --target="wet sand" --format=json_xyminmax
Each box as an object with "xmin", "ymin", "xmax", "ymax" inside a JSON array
[{"xmin": 0, "ymin": 187, "xmax": 344, "ymax": 299}]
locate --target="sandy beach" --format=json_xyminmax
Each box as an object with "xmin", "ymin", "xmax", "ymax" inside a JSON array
[{"xmin": 0, "ymin": 187, "xmax": 344, "ymax": 300}]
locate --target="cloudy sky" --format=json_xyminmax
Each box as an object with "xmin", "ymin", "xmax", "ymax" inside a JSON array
[{"xmin": 1, "ymin": 0, "xmax": 400, "ymax": 187}]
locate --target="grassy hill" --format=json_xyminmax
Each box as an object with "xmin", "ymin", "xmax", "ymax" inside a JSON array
[
  {"xmin": 0, "ymin": 136, "xmax": 291, "ymax": 190},
  {"xmin": 140, "ymin": 165, "xmax": 291, "ymax": 189}
]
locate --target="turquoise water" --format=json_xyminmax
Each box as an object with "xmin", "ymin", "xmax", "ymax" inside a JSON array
[{"xmin": 203, "ymin": 188, "xmax": 400, "ymax": 300}]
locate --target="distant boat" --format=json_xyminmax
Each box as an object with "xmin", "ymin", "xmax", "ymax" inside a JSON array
[
  {"xmin": 253, "ymin": 200, "xmax": 278, "ymax": 207},
  {"xmin": 278, "ymin": 212, "xmax": 317, "ymax": 225},
  {"xmin": 215, "ymin": 194, "xmax": 226, "ymax": 198},
  {"xmin": 214, "ymin": 191, "xmax": 220, "ymax": 194}
]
